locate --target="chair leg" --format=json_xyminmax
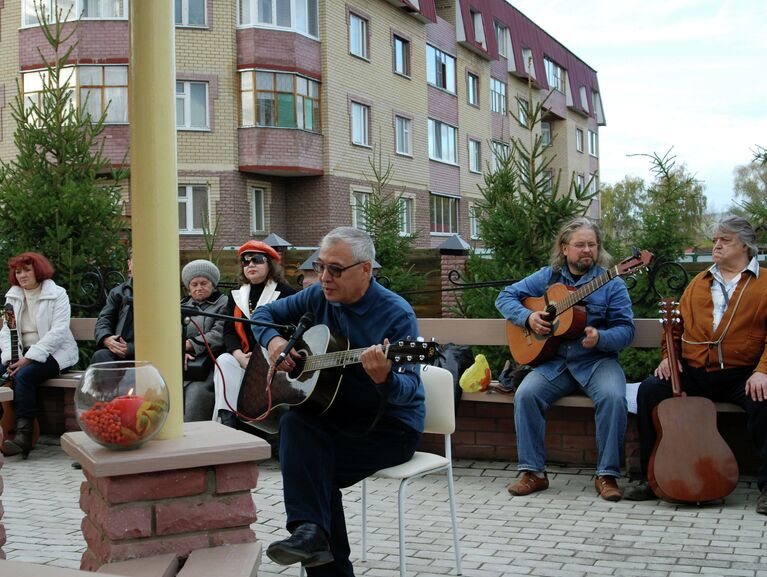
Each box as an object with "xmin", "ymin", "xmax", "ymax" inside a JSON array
[
  {"xmin": 361, "ymin": 478, "xmax": 368, "ymax": 562},
  {"xmin": 446, "ymin": 465, "xmax": 462, "ymax": 575},
  {"xmin": 397, "ymin": 478, "xmax": 411, "ymax": 577}
]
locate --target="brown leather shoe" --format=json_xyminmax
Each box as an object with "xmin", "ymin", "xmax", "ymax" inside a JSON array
[
  {"xmin": 507, "ymin": 471, "xmax": 549, "ymax": 496},
  {"xmin": 595, "ymin": 476, "xmax": 622, "ymax": 502}
]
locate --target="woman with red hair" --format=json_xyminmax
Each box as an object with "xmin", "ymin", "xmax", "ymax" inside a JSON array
[
  {"xmin": 212, "ymin": 241, "xmax": 295, "ymax": 428},
  {"xmin": 0, "ymin": 252, "xmax": 78, "ymax": 458}
]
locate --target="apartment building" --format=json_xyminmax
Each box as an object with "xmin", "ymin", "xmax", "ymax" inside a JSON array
[{"xmin": 0, "ymin": 0, "xmax": 604, "ymax": 249}]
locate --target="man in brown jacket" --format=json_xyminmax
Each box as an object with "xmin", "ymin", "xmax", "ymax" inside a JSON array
[{"xmin": 624, "ymin": 215, "xmax": 767, "ymax": 514}]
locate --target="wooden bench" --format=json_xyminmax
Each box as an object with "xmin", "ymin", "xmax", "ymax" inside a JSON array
[{"xmin": 416, "ymin": 317, "xmax": 756, "ymax": 474}]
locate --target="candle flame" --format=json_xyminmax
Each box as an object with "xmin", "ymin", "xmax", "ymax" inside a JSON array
[{"xmin": 128, "ymin": 388, "xmax": 134, "ymax": 396}]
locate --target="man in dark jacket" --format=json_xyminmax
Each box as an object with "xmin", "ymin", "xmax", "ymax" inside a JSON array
[{"xmin": 91, "ymin": 256, "xmax": 134, "ymax": 364}]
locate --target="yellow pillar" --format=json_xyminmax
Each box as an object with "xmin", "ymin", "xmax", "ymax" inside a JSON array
[{"xmin": 129, "ymin": 0, "xmax": 183, "ymax": 439}]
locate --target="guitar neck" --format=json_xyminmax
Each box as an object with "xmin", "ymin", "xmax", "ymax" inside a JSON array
[
  {"xmin": 663, "ymin": 324, "xmax": 683, "ymax": 397},
  {"xmin": 554, "ymin": 266, "xmax": 618, "ymax": 315},
  {"xmin": 303, "ymin": 346, "xmax": 371, "ymax": 372}
]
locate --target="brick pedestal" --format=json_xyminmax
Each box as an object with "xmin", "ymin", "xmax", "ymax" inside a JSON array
[
  {"xmin": 440, "ymin": 253, "xmax": 468, "ymax": 318},
  {"xmin": 61, "ymin": 421, "xmax": 271, "ymax": 571},
  {"xmin": 0, "ymin": 386, "xmax": 12, "ymax": 560}
]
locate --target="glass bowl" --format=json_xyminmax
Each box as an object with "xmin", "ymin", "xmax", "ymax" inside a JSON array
[{"xmin": 75, "ymin": 361, "xmax": 169, "ymax": 450}]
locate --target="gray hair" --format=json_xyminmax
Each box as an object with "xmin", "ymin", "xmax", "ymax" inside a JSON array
[
  {"xmin": 550, "ymin": 216, "xmax": 613, "ymax": 270},
  {"xmin": 321, "ymin": 227, "xmax": 376, "ymax": 272},
  {"xmin": 714, "ymin": 215, "xmax": 758, "ymax": 259}
]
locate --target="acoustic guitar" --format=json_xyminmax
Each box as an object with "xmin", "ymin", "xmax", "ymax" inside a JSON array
[
  {"xmin": 506, "ymin": 249, "xmax": 653, "ymax": 366},
  {"xmin": 0, "ymin": 303, "xmax": 41, "ymax": 453},
  {"xmin": 648, "ymin": 298, "xmax": 738, "ymax": 503},
  {"xmin": 237, "ymin": 324, "xmax": 438, "ymax": 432}
]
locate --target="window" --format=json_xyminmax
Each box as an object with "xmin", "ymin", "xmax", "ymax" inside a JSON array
[
  {"xmin": 490, "ymin": 140, "xmax": 509, "ymax": 172},
  {"xmin": 176, "ymin": 81, "xmax": 208, "ymax": 130},
  {"xmin": 352, "ymin": 190, "xmax": 370, "ymax": 230},
  {"xmin": 428, "ymin": 118, "xmax": 457, "ymax": 164},
  {"xmin": 349, "ymin": 13, "xmax": 368, "ymax": 59},
  {"xmin": 541, "ymin": 121, "xmax": 551, "ymax": 147},
  {"xmin": 393, "ymin": 35, "xmax": 410, "ymax": 76},
  {"xmin": 351, "ymin": 101, "xmax": 370, "ymax": 146},
  {"xmin": 395, "ymin": 115, "xmax": 412, "ymax": 156},
  {"xmin": 468, "ymin": 139, "xmax": 481, "ymax": 173},
  {"xmin": 398, "ymin": 197, "xmax": 414, "ymax": 235},
  {"xmin": 522, "ymin": 47, "xmax": 535, "ymax": 78},
  {"xmin": 490, "ymin": 78, "xmax": 506, "ymax": 114},
  {"xmin": 588, "ymin": 130, "xmax": 598, "ymax": 157},
  {"xmin": 589, "ymin": 173, "xmax": 598, "ymax": 195},
  {"xmin": 494, "ymin": 21, "xmax": 508, "ymax": 58},
  {"xmin": 576, "ymin": 128, "xmax": 584, "ymax": 153},
  {"xmin": 250, "ymin": 187, "xmax": 266, "ymax": 233},
  {"xmin": 24, "ymin": 0, "xmax": 127, "ymax": 25},
  {"xmin": 467, "ymin": 72, "xmax": 479, "ymax": 106},
  {"xmin": 544, "ymin": 57, "xmax": 566, "ymax": 93},
  {"xmin": 238, "ymin": 0, "xmax": 318, "ymax": 37},
  {"xmin": 579, "ymin": 86, "xmax": 589, "ymax": 113},
  {"xmin": 518, "ymin": 98, "xmax": 528, "ymax": 127},
  {"xmin": 471, "ymin": 11, "xmax": 485, "ymax": 48},
  {"xmin": 430, "ymin": 193, "xmax": 458, "ymax": 234},
  {"xmin": 469, "ymin": 205, "xmax": 480, "ymax": 239},
  {"xmin": 178, "ymin": 185, "xmax": 208, "ymax": 233},
  {"xmin": 426, "ymin": 45, "xmax": 456, "ymax": 93},
  {"xmin": 543, "ymin": 170, "xmax": 554, "ymax": 196},
  {"xmin": 576, "ymin": 174, "xmax": 585, "ymax": 192},
  {"xmin": 23, "ymin": 65, "xmax": 127, "ymax": 124},
  {"xmin": 175, "ymin": 0, "xmax": 206, "ymax": 27},
  {"xmin": 239, "ymin": 70, "xmax": 320, "ymax": 131}
]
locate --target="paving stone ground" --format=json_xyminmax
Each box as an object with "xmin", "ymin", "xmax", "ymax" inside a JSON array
[{"xmin": 1, "ymin": 437, "xmax": 766, "ymax": 576}]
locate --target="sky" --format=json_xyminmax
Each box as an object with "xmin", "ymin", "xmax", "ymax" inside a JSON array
[{"xmin": 509, "ymin": 0, "xmax": 767, "ymax": 213}]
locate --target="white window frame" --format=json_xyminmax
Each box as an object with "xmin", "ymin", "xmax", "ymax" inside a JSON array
[
  {"xmin": 176, "ymin": 0, "xmax": 206, "ymax": 27},
  {"xmin": 349, "ymin": 12, "xmax": 369, "ymax": 60},
  {"xmin": 471, "ymin": 11, "xmax": 485, "ymax": 48},
  {"xmin": 589, "ymin": 173, "xmax": 598, "ymax": 195},
  {"xmin": 426, "ymin": 44, "xmax": 456, "ymax": 94},
  {"xmin": 395, "ymin": 115, "xmax": 412, "ymax": 156},
  {"xmin": 178, "ymin": 184, "xmax": 209, "ymax": 234},
  {"xmin": 176, "ymin": 80, "xmax": 209, "ymax": 130},
  {"xmin": 576, "ymin": 174, "xmax": 585, "ymax": 192},
  {"xmin": 576, "ymin": 128, "xmax": 584, "ymax": 153},
  {"xmin": 469, "ymin": 204, "xmax": 480, "ymax": 239},
  {"xmin": 467, "ymin": 72, "xmax": 479, "ymax": 106},
  {"xmin": 430, "ymin": 192, "xmax": 459, "ymax": 235},
  {"xmin": 490, "ymin": 77, "xmax": 506, "ymax": 114},
  {"xmin": 251, "ymin": 186, "xmax": 266, "ymax": 234},
  {"xmin": 541, "ymin": 121, "xmax": 551, "ymax": 148},
  {"xmin": 588, "ymin": 130, "xmax": 598, "ymax": 157},
  {"xmin": 522, "ymin": 47, "xmax": 536, "ymax": 78},
  {"xmin": 490, "ymin": 140, "xmax": 510, "ymax": 172},
  {"xmin": 428, "ymin": 118, "xmax": 457, "ymax": 164},
  {"xmin": 544, "ymin": 57, "xmax": 566, "ymax": 93},
  {"xmin": 23, "ymin": 0, "xmax": 129, "ymax": 26},
  {"xmin": 517, "ymin": 98, "xmax": 528, "ymax": 128},
  {"xmin": 398, "ymin": 196, "xmax": 414, "ymax": 236},
  {"xmin": 494, "ymin": 20, "xmax": 508, "ymax": 58},
  {"xmin": 238, "ymin": 0, "xmax": 319, "ymax": 38},
  {"xmin": 352, "ymin": 190, "xmax": 370, "ymax": 230},
  {"xmin": 393, "ymin": 35, "xmax": 410, "ymax": 77},
  {"xmin": 468, "ymin": 139, "xmax": 481, "ymax": 173},
  {"xmin": 351, "ymin": 101, "xmax": 370, "ymax": 147}
]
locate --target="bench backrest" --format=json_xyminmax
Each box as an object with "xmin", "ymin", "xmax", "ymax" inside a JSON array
[
  {"xmin": 70, "ymin": 318, "xmax": 97, "ymax": 341},
  {"xmin": 417, "ymin": 318, "xmax": 661, "ymax": 349}
]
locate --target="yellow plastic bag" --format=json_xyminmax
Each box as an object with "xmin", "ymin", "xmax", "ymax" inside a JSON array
[{"xmin": 459, "ymin": 354, "xmax": 492, "ymax": 393}]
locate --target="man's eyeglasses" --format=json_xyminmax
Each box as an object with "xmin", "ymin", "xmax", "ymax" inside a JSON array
[
  {"xmin": 312, "ymin": 260, "xmax": 365, "ymax": 278},
  {"xmin": 241, "ymin": 253, "xmax": 268, "ymax": 266},
  {"xmin": 569, "ymin": 242, "xmax": 598, "ymax": 251}
]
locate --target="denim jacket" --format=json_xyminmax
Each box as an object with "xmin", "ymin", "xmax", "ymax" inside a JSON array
[{"xmin": 495, "ymin": 265, "xmax": 635, "ymax": 384}]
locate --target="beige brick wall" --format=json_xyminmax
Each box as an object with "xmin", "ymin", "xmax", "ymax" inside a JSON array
[{"xmin": 0, "ymin": 0, "xmax": 20, "ymax": 160}]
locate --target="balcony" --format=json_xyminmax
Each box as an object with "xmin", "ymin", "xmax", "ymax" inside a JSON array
[{"xmin": 238, "ymin": 127, "xmax": 323, "ymax": 176}]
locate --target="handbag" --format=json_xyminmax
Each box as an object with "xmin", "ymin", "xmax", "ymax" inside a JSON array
[{"xmin": 184, "ymin": 354, "xmax": 214, "ymax": 381}]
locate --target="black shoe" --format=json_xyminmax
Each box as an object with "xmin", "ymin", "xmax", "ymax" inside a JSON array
[
  {"xmin": 266, "ymin": 523, "xmax": 333, "ymax": 567},
  {"xmin": 623, "ymin": 481, "xmax": 657, "ymax": 501},
  {"xmin": 757, "ymin": 487, "xmax": 767, "ymax": 515}
]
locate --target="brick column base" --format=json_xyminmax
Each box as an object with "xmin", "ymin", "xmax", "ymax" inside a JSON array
[
  {"xmin": 62, "ymin": 421, "xmax": 271, "ymax": 571},
  {"xmin": 441, "ymin": 254, "xmax": 467, "ymax": 318},
  {"xmin": 0, "ymin": 427, "xmax": 6, "ymax": 560}
]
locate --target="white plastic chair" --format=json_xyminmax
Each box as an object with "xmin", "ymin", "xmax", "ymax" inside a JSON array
[{"xmin": 360, "ymin": 364, "xmax": 462, "ymax": 576}]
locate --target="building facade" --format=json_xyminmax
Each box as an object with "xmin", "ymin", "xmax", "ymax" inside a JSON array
[{"xmin": 0, "ymin": 0, "xmax": 604, "ymax": 249}]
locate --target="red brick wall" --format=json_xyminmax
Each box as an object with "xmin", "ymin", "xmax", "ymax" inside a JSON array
[
  {"xmin": 441, "ymin": 253, "xmax": 466, "ymax": 317},
  {"xmin": 20, "ymin": 21, "xmax": 129, "ymax": 68},
  {"xmin": 237, "ymin": 28, "xmax": 321, "ymax": 77},
  {"xmin": 238, "ymin": 127, "xmax": 323, "ymax": 174}
]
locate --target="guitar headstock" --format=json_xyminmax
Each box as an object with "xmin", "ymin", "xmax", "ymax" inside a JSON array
[
  {"xmin": 616, "ymin": 249, "xmax": 654, "ymax": 276},
  {"xmin": 2, "ymin": 303, "xmax": 15, "ymax": 330},
  {"xmin": 387, "ymin": 340, "xmax": 439, "ymax": 365},
  {"xmin": 658, "ymin": 298, "xmax": 681, "ymax": 326}
]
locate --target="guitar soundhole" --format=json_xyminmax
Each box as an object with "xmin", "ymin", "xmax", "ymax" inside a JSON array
[
  {"xmin": 544, "ymin": 305, "xmax": 556, "ymax": 320},
  {"xmin": 287, "ymin": 352, "xmax": 307, "ymax": 379}
]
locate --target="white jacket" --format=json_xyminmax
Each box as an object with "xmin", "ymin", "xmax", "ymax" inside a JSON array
[{"xmin": 1, "ymin": 279, "xmax": 79, "ymax": 370}]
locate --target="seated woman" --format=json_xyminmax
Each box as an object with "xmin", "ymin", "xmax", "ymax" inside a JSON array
[
  {"xmin": 213, "ymin": 241, "xmax": 295, "ymax": 428},
  {"xmin": 0, "ymin": 252, "xmax": 78, "ymax": 459},
  {"xmin": 181, "ymin": 259, "xmax": 228, "ymax": 422}
]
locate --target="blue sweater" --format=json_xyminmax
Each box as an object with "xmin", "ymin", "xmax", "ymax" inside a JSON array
[
  {"xmin": 496, "ymin": 264, "xmax": 635, "ymax": 384},
  {"xmin": 251, "ymin": 280, "xmax": 425, "ymax": 432}
]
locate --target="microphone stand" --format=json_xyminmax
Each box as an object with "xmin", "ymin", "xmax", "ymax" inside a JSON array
[{"xmin": 180, "ymin": 305, "xmax": 296, "ymax": 336}]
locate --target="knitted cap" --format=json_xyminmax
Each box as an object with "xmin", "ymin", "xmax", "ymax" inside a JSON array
[
  {"xmin": 238, "ymin": 240, "xmax": 281, "ymax": 263},
  {"xmin": 182, "ymin": 259, "xmax": 220, "ymax": 288}
]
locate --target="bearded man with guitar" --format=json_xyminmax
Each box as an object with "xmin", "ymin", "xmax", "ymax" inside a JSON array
[
  {"xmin": 251, "ymin": 227, "xmax": 424, "ymax": 576},
  {"xmin": 496, "ymin": 217, "xmax": 635, "ymax": 501},
  {"xmin": 625, "ymin": 216, "xmax": 767, "ymax": 514}
]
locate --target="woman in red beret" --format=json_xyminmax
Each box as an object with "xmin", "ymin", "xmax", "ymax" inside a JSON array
[{"xmin": 212, "ymin": 241, "xmax": 295, "ymax": 428}]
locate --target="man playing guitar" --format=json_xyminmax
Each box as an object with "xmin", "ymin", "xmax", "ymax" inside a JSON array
[
  {"xmin": 252, "ymin": 227, "xmax": 424, "ymax": 576},
  {"xmin": 496, "ymin": 217, "xmax": 635, "ymax": 501}
]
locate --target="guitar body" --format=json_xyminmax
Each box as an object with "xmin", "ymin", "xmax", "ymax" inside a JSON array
[
  {"xmin": 649, "ymin": 396, "xmax": 738, "ymax": 503},
  {"xmin": 506, "ymin": 284, "xmax": 586, "ymax": 366}
]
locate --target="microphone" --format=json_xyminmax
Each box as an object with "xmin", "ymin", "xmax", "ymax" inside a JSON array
[{"xmin": 275, "ymin": 312, "xmax": 314, "ymax": 367}]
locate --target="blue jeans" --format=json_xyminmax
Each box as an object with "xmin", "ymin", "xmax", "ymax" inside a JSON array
[
  {"xmin": 514, "ymin": 359, "xmax": 627, "ymax": 477},
  {"xmin": 13, "ymin": 355, "xmax": 61, "ymax": 419}
]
